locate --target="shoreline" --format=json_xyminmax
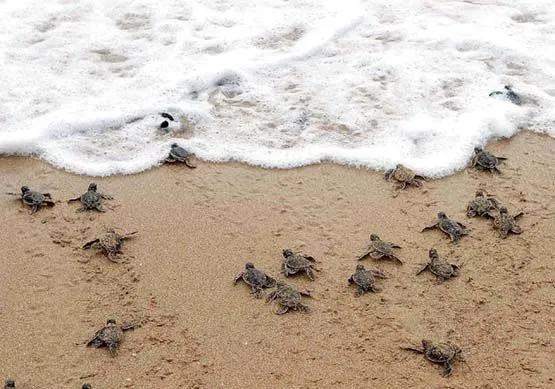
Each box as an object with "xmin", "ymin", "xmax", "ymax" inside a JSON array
[{"xmin": 0, "ymin": 131, "xmax": 554, "ymax": 388}]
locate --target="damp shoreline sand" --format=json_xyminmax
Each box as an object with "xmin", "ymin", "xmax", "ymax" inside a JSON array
[{"xmin": 0, "ymin": 131, "xmax": 554, "ymax": 388}]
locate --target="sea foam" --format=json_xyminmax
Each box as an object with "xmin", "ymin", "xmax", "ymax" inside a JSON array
[{"xmin": 0, "ymin": 0, "xmax": 554, "ymax": 176}]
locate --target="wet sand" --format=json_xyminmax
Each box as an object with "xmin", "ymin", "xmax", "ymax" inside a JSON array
[{"xmin": 0, "ymin": 131, "xmax": 554, "ymax": 388}]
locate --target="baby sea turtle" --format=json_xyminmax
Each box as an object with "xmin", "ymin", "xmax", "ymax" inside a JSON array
[
  {"xmin": 489, "ymin": 85, "xmax": 522, "ymax": 105},
  {"xmin": 470, "ymin": 147, "xmax": 507, "ymax": 173},
  {"xmin": 68, "ymin": 183, "xmax": 113, "ymax": 212},
  {"xmin": 357, "ymin": 234, "xmax": 403, "ymax": 264},
  {"xmin": 87, "ymin": 319, "xmax": 137, "ymax": 356},
  {"xmin": 4, "ymin": 380, "xmax": 15, "ymax": 389},
  {"xmin": 466, "ymin": 190, "xmax": 500, "ymax": 218},
  {"xmin": 384, "ymin": 164, "xmax": 425, "ymax": 190},
  {"xmin": 82, "ymin": 385, "xmax": 92, "ymax": 389},
  {"xmin": 416, "ymin": 248, "xmax": 460, "ymax": 284},
  {"xmin": 281, "ymin": 249, "xmax": 318, "ymax": 280},
  {"xmin": 83, "ymin": 229, "xmax": 137, "ymax": 262},
  {"xmin": 491, "ymin": 206, "xmax": 524, "ymax": 238},
  {"xmin": 266, "ymin": 281, "xmax": 311, "ymax": 314},
  {"xmin": 234, "ymin": 262, "xmax": 276, "ymax": 298},
  {"xmin": 165, "ymin": 143, "xmax": 196, "ymax": 168},
  {"xmin": 422, "ymin": 212, "xmax": 469, "ymax": 242},
  {"xmin": 7, "ymin": 186, "xmax": 55, "ymax": 214},
  {"xmin": 401, "ymin": 339, "xmax": 463, "ymax": 377},
  {"xmin": 348, "ymin": 264, "xmax": 387, "ymax": 296}
]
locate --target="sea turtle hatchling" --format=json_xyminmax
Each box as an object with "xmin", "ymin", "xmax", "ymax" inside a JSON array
[
  {"xmin": 416, "ymin": 248, "xmax": 460, "ymax": 284},
  {"xmin": 470, "ymin": 147, "xmax": 507, "ymax": 173},
  {"xmin": 4, "ymin": 380, "xmax": 15, "ymax": 389},
  {"xmin": 165, "ymin": 143, "xmax": 196, "ymax": 168},
  {"xmin": 82, "ymin": 385, "xmax": 92, "ymax": 389},
  {"xmin": 401, "ymin": 339, "xmax": 463, "ymax": 377},
  {"xmin": 83, "ymin": 229, "xmax": 137, "ymax": 262},
  {"xmin": 68, "ymin": 183, "xmax": 113, "ymax": 212},
  {"xmin": 86, "ymin": 319, "xmax": 138, "ymax": 356},
  {"xmin": 348, "ymin": 264, "xmax": 387, "ymax": 296},
  {"xmin": 234, "ymin": 262, "xmax": 276, "ymax": 298},
  {"xmin": 281, "ymin": 249, "xmax": 318, "ymax": 280},
  {"xmin": 384, "ymin": 164, "xmax": 425, "ymax": 190},
  {"xmin": 266, "ymin": 281, "xmax": 311, "ymax": 314},
  {"xmin": 6, "ymin": 186, "xmax": 55, "ymax": 214},
  {"xmin": 466, "ymin": 190, "xmax": 500, "ymax": 218},
  {"xmin": 491, "ymin": 206, "xmax": 524, "ymax": 238},
  {"xmin": 357, "ymin": 234, "xmax": 403, "ymax": 264},
  {"xmin": 422, "ymin": 212, "xmax": 469, "ymax": 242}
]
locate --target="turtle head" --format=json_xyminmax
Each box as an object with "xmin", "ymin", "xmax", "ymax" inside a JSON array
[
  {"xmin": 499, "ymin": 207, "xmax": 508, "ymax": 214},
  {"xmin": 429, "ymin": 248, "xmax": 439, "ymax": 260},
  {"xmin": 171, "ymin": 143, "xmax": 179, "ymax": 148},
  {"xmin": 88, "ymin": 183, "xmax": 97, "ymax": 192},
  {"xmin": 475, "ymin": 190, "xmax": 485, "ymax": 197},
  {"xmin": 245, "ymin": 262, "xmax": 255, "ymax": 269},
  {"xmin": 370, "ymin": 233, "xmax": 379, "ymax": 241},
  {"xmin": 4, "ymin": 380, "xmax": 16, "ymax": 388},
  {"xmin": 355, "ymin": 264, "xmax": 365, "ymax": 271},
  {"xmin": 21, "ymin": 186, "xmax": 30, "ymax": 194},
  {"xmin": 474, "ymin": 147, "xmax": 482, "ymax": 153},
  {"xmin": 282, "ymin": 249, "xmax": 294, "ymax": 258},
  {"xmin": 437, "ymin": 212, "xmax": 447, "ymax": 219},
  {"xmin": 82, "ymin": 384, "xmax": 92, "ymax": 389},
  {"xmin": 395, "ymin": 163, "xmax": 402, "ymax": 169},
  {"xmin": 106, "ymin": 319, "xmax": 117, "ymax": 325}
]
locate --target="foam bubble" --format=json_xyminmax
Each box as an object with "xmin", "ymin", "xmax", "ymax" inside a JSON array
[{"xmin": 0, "ymin": 0, "xmax": 554, "ymax": 176}]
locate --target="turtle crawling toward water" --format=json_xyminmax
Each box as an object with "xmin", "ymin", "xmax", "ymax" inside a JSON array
[
  {"xmin": 4, "ymin": 380, "xmax": 15, "ymax": 389},
  {"xmin": 282, "ymin": 249, "xmax": 318, "ymax": 280},
  {"xmin": 87, "ymin": 319, "xmax": 138, "ymax": 356},
  {"xmin": 348, "ymin": 264, "xmax": 387, "ymax": 296},
  {"xmin": 384, "ymin": 164, "xmax": 425, "ymax": 190},
  {"xmin": 266, "ymin": 281, "xmax": 311, "ymax": 314},
  {"xmin": 357, "ymin": 234, "xmax": 402, "ymax": 264},
  {"xmin": 82, "ymin": 385, "xmax": 92, "ymax": 389},
  {"xmin": 422, "ymin": 212, "xmax": 469, "ymax": 242},
  {"xmin": 489, "ymin": 85, "xmax": 522, "ymax": 105},
  {"xmin": 491, "ymin": 207, "xmax": 524, "ymax": 238},
  {"xmin": 470, "ymin": 147, "xmax": 507, "ymax": 173},
  {"xmin": 165, "ymin": 143, "xmax": 196, "ymax": 168},
  {"xmin": 234, "ymin": 262, "xmax": 276, "ymax": 298},
  {"xmin": 83, "ymin": 229, "xmax": 137, "ymax": 262},
  {"xmin": 401, "ymin": 339, "xmax": 463, "ymax": 377},
  {"xmin": 7, "ymin": 186, "xmax": 55, "ymax": 214},
  {"xmin": 68, "ymin": 183, "xmax": 113, "ymax": 212},
  {"xmin": 466, "ymin": 190, "xmax": 500, "ymax": 218},
  {"xmin": 417, "ymin": 248, "xmax": 460, "ymax": 284}
]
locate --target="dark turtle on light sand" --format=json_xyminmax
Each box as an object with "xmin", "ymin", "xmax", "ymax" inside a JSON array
[
  {"xmin": 417, "ymin": 248, "xmax": 460, "ymax": 284},
  {"xmin": 266, "ymin": 281, "xmax": 311, "ymax": 314},
  {"xmin": 470, "ymin": 147, "xmax": 507, "ymax": 173},
  {"xmin": 234, "ymin": 262, "xmax": 276, "ymax": 298},
  {"xmin": 489, "ymin": 85, "xmax": 522, "ymax": 105},
  {"xmin": 384, "ymin": 164, "xmax": 425, "ymax": 190},
  {"xmin": 422, "ymin": 212, "xmax": 469, "ymax": 242},
  {"xmin": 87, "ymin": 319, "xmax": 138, "ymax": 356},
  {"xmin": 82, "ymin": 385, "xmax": 92, "ymax": 389},
  {"xmin": 281, "ymin": 249, "xmax": 318, "ymax": 280},
  {"xmin": 401, "ymin": 339, "xmax": 463, "ymax": 377},
  {"xmin": 68, "ymin": 183, "xmax": 113, "ymax": 212},
  {"xmin": 491, "ymin": 206, "xmax": 524, "ymax": 238},
  {"xmin": 83, "ymin": 229, "xmax": 137, "ymax": 262},
  {"xmin": 357, "ymin": 234, "xmax": 403, "ymax": 264},
  {"xmin": 348, "ymin": 264, "xmax": 387, "ymax": 296},
  {"xmin": 466, "ymin": 190, "xmax": 500, "ymax": 218},
  {"xmin": 165, "ymin": 143, "xmax": 196, "ymax": 168},
  {"xmin": 7, "ymin": 186, "xmax": 55, "ymax": 214},
  {"xmin": 4, "ymin": 380, "xmax": 15, "ymax": 389}
]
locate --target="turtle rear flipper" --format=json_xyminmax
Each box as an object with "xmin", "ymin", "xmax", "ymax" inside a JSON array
[
  {"xmin": 107, "ymin": 342, "xmax": 118, "ymax": 356},
  {"xmin": 264, "ymin": 275, "xmax": 276, "ymax": 288}
]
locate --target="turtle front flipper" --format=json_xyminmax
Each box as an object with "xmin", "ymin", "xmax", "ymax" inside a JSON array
[
  {"xmin": 266, "ymin": 290, "xmax": 278, "ymax": 303},
  {"xmin": 492, "ymin": 167, "xmax": 501, "ymax": 174},
  {"xmin": 389, "ymin": 243, "xmax": 402, "ymax": 249},
  {"xmin": 369, "ymin": 251, "xmax": 384, "ymax": 260},
  {"xmin": 305, "ymin": 268, "xmax": 315, "ymax": 280},
  {"xmin": 31, "ymin": 204, "xmax": 40, "ymax": 214},
  {"xmin": 43, "ymin": 199, "xmax": 56, "ymax": 207},
  {"xmin": 42, "ymin": 192, "xmax": 52, "ymax": 198},
  {"xmin": 513, "ymin": 212, "xmax": 524, "ymax": 219},
  {"xmin": 233, "ymin": 272, "xmax": 244, "ymax": 284},
  {"xmin": 264, "ymin": 275, "xmax": 277, "ymax": 288},
  {"xmin": 184, "ymin": 158, "xmax": 197, "ymax": 169},
  {"xmin": 83, "ymin": 239, "xmax": 100, "ymax": 249},
  {"xmin": 86, "ymin": 336, "xmax": 104, "ymax": 348},
  {"xmin": 421, "ymin": 222, "xmax": 439, "ymax": 232},
  {"xmin": 107, "ymin": 342, "xmax": 118, "ymax": 356},
  {"xmin": 400, "ymin": 344, "xmax": 425, "ymax": 353},
  {"xmin": 274, "ymin": 304, "xmax": 290, "ymax": 315},
  {"xmin": 68, "ymin": 196, "xmax": 81, "ymax": 202},
  {"xmin": 384, "ymin": 169, "xmax": 394, "ymax": 180},
  {"xmin": 415, "ymin": 263, "xmax": 429, "ymax": 275},
  {"xmin": 442, "ymin": 361, "xmax": 453, "ymax": 377},
  {"xmin": 356, "ymin": 249, "xmax": 373, "ymax": 261},
  {"xmin": 510, "ymin": 225, "xmax": 523, "ymax": 234},
  {"xmin": 251, "ymin": 285, "xmax": 264, "ymax": 298},
  {"xmin": 390, "ymin": 254, "xmax": 403, "ymax": 264},
  {"xmin": 100, "ymin": 193, "xmax": 114, "ymax": 200},
  {"xmin": 496, "ymin": 156, "xmax": 508, "ymax": 161}
]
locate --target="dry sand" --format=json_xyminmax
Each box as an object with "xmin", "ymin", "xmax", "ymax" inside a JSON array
[{"xmin": 0, "ymin": 131, "xmax": 554, "ymax": 388}]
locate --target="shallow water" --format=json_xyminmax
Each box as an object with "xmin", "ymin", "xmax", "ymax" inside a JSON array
[{"xmin": 0, "ymin": 0, "xmax": 554, "ymax": 176}]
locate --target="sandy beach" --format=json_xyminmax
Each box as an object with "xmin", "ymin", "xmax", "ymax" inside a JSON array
[{"xmin": 0, "ymin": 131, "xmax": 553, "ymax": 388}]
